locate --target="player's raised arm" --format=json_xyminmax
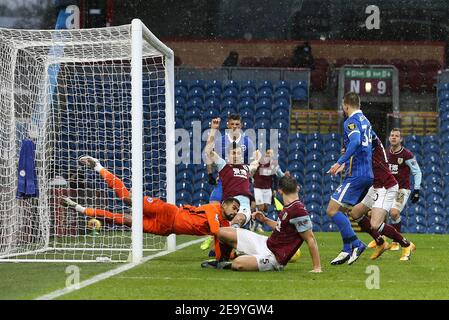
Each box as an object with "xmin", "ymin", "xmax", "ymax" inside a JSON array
[{"xmin": 205, "ymin": 118, "xmax": 221, "ymax": 164}]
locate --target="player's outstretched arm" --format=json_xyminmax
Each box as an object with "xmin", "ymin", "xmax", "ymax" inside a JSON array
[
  {"xmin": 300, "ymin": 230, "xmax": 322, "ymax": 273},
  {"xmin": 205, "ymin": 118, "xmax": 221, "ymax": 164}
]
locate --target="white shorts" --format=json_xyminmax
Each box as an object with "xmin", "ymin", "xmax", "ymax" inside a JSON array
[
  {"xmin": 254, "ymin": 188, "xmax": 272, "ymax": 205},
  {"xmin": 361, "ymin": 184, "xmax": 398, "ymax": 212},
  {"xmin": 234, "ymin": 195, "xmax": 251, "ymax": 225},
  {"xmin": 391, "ymin": 188, "xmax": 411, "ymax": 212},
  {"xmin": 236, "ymin": 228, "xmax": 283, "ymax": 271}
]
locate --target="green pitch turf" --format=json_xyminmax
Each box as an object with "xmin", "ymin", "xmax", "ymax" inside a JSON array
[{"xmin": 1, "ymin": 232, "xmax": 449, "ymax": 300}]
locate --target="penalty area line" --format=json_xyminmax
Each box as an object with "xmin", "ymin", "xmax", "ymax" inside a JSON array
[{"xmin": 35, "ymin": 237, "xmax": 207, "ymax": 300}]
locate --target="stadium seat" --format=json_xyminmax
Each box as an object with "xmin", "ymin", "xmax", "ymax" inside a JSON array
[
  {"xmin": 187, "ymin": 87, "xmax": 205, "ymax": 100},
  {"xmin": 205, "ymin": 80, "xmax": 222, "ymax": 91},
  {"xmin": 255, "ymin": 97, "xmax": 272, "ymax": 109},
  {"xmin": 305, "ymin": 202, "xmax": 321, "ymax": 215},
  {"xmin": 223, "ymin": 80, "xmax": 239, "ymax": 91},
  {"xmin": 305, "ymin": 161, "xmax": 321, "ymax": 174},
  {"xmin": 186, "ymin": 96, "xmax": 203, "ymax": 109},
  {"xmin": 241, "ymin": 118, "xmax": 254, "ymax": 129},
  {"xmin": 176, "ymin": 190, "xmax": 193, "ymax": 205},
  {"xmin": 322, "ymin": 222, "xmax": 338, "ymax": 232},
  {"xmin": 306, "ymin": 141, "xmax": 320, "ymax": 153},
  {"xmin": 272, "ymin": 108, "xmax": 289, "ymax": 121},
  {"xmin": 275, "ymin": 80, "xmax": 291, "ymax": 91},
  {"xmin": 176, "ymin": 181, "xmax": 193, "ymax": 193},
  {"xmin": 289, "ymin": 132, "xmax": 307, "ymax": 145},
  {"xmin": 255, "ymin": 118, "xmax": 270, "ymax": 130},
  {"xmin": 273, "ymin": 98, "xmax": 290, "ymax": 112},
  {"xmin": 291, "ymin": 86, "xmax": 308, "ymax": 101},
  {"xmin": 203, "ymin": 96, "xmax": 220, "ymax": 109},
  {"xmin": 222, "ymin": 87, "xmax": 239, "ymax": 100},
  {"xmin": 220, "ymin": 97, "xmax": 238, "ymax": 111},
  {"xmin": 175, "ymin": 85, "xmax": 188, "ymax": 98},
  {"xmin": 240, "ymin": 87, "xmax": 257, "ymax": 101},
  {"xmin": 303, "ymin": 192, "xmax": 323, "ymax": 206},
  {"xmin": 193, "ymin": 171, "xmax": 208, "ymax": 183},
  {"xmin": 175, "ymin": 116, "xmax": 184, "ymax": 129},
  {"xmin": 185, "ymin": 107, "xmax": 202, "ymax": 122},
  {"xmin": 272, "ymin": 119, "xmax": 289, "ymax": 131},
  {"xmin": 304, "ymin": 181, "xmax": 321, "ymax": 193},
  {"xmin": 273, "ymin": 88, "xmax": 290, "ymax": 103},
  {"xmin": 177, "ymin": 169, "xmax": 194, "ymax": 182},
  {"xmin": 189, "ymin": 79, "xmax": 206, "ymax": 91},
  {"xmin": 175, "ymin": 97, "xmax": 186, "ymax": 111},
  {"xmin": 192, "ymin": 190, "xmax": 210, "ymax": 205},
  {"xmin": 428, "ymin": 224, "xmax": 446, "ymax": 234},
  {"xmin": 287, "ymin": 159, "xmax": 303, "ymax": 173},
  {"xmin": 258, "ymin": 87, "xmax": 274, "ymax": 100},
  {"xmin": 258, "ymin": 80, "xmax": 273, "ymax": 91},
  {"xmin": 323, "ymin": 140, "xmax": 340, "ymax": 153},
  {"xmin": 205, "ymin": 87, "xmax": 221, "ymax": 100}
]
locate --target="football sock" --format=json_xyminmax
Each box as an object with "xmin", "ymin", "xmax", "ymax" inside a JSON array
[
  {"xmin": 356, "ymin": 215, "xmax": 384, "ymax": 245},
  {"xmin": 379, "ymin": 223, "xmax": 410, "ymax": 247},
  {"xmin": 332, "ymin": 212, "xmax": 358, "ymax": 253},
  {"xmin": 99, "ymin": 168, "xmax": 131, "ymax": 200},
  {"xmin": 390, "ymin": 217, "xmax": 402, "ymax": 233},
  {"xmin": 85, "ymin": 208, "xmax": 125, "ymax": 225}
]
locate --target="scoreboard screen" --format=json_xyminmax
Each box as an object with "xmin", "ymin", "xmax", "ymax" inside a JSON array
[{"xmin": 343, "ymin": 67, "xmax": 393, "ymax": 98}]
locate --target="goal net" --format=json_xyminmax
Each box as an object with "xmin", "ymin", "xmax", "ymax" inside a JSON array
[{"xmin": 0, "ymin": 20, "xmax": 175, "ymax": 262}]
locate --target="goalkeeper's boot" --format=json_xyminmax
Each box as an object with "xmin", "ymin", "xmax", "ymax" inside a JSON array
[
  {"xmin": 200, "ymin": 259, "xmax": 218, "ymax": 269},
  {"xmin": 370, "ymin": 241, "xmax": 389, "ymax": 260},
  {"xmin": 61, "ymin": 196, "xmax": 78, "ymax": 209},
  {"xmin": 200, "ymin": 236, "xmax": 213, "ymax": 251},
  {"xmin": 79, "ymin": 155, "xmax": 100, "ymax": 169},
  {"xmin": 400, "ymin": 242, "xmax": 416, "ymax": 261},
  {"xmin": 389, "ymin": 242, "xmax": 400, "ymax": 251}
]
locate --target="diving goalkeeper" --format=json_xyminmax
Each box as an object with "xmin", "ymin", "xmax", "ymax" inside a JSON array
[{"xmin": 61, "ymin": 156, "xmax": 240, "ymax": 260}]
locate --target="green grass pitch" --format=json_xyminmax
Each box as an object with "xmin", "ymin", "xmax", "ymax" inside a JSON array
[{"xmin": 1, "ymin": 232, "xmax": 449, "ymax": 300}]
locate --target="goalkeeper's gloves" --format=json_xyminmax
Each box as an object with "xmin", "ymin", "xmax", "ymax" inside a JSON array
[
  {"xmin": 411, "ymin": 190, "xmax": 420, "ymax": 203},
  {"xmin": 208, "ymin": 173, "xmax": 217, "ymax": 185}
]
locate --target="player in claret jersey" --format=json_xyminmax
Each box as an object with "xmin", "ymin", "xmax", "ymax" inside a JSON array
[
  {"xmin": 350, "ymin": 136, "xmax": 416, "ymax": 261},
  {"xmin": 214, "ymin": 175, "xmax": 321, "ymax": 272},
  {"xmin": 387, "ymin": 128, "xmax": 422, "ymax": 251}
]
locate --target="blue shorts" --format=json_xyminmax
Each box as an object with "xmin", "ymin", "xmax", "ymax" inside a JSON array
[
  {"xmin": 209, "ymin": 179, "xmax": 223, "ymax": 202},
  {"xmin": 331, "ymin": 175, "xmax": 373, "ymax": 207}
]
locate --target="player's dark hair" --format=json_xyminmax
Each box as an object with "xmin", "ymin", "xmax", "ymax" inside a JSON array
[
  {"xmin": 278, "ymin": 176, "xmax": 298, "ymax": 195},
  {"xmin": 227, "ymin": 113, "xmax": 241, "ymax": 122},
  {"xmin": 391, "ymin": 127, "xmax": 402, "ymax": 135},
  {"xmin": 343, "ymin": 92, "xmax": 360, "ymax": 109},
  {"xmin": 222, "ymin": 197, "xmax": 240, "ymax": 207}
]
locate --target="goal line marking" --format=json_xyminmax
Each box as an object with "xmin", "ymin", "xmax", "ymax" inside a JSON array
[{"xmin": 35, "ymin": 237, "xmax": 206, "ymax": 300}]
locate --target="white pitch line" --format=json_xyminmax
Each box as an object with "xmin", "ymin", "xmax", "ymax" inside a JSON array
[{"xmin": 35, "ymin": 237, "xmax": 206, "ymax": 300}]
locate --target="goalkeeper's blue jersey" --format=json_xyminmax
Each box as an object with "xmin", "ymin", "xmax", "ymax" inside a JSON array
[{"xmin": 342, "ymin": 110, "xmax": 374, "ymax": 178}]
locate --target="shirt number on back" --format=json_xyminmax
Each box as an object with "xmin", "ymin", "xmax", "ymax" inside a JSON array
[{"xmin": 361, "ymin": 125, "xmax": 372, "ymax": 147}]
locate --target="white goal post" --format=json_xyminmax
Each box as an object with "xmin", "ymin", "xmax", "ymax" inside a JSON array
[{"xmin": 0, "ymin": 19, "xmax": 176, "ymax": 263}]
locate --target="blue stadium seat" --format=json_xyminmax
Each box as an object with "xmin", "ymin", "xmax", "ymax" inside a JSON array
[
  {"xmin": 422, "ymin": 142, "xmax": 439, "ymax": 155},
  {"xmin": 187, "ymin": 87, "xmax": 205, "ymax": 100},
  {"xmin": 189, "ymin": 79, "xmax": 206, "ymax": 90},
  {"xmin": 272, "ymin": 119, "xmax": 289, "ymax": 131},
  {"xmin": 239, "ymin": 106, "xmax": 254, "ymax": 120},
  {"xmin": 408, "ymin": 203, "xmax": 425, "ymax": 218},
  {"xmin": 287, "ymin": 159, "xmax": 303, "ymax": 173},
  {"xmin": 176, "ymin": 181, "xmax": 193, "ymax": 193},
  {"xmin": 441, "ymin": 120, "xmax": 449, "ymax": 134},
  {"xmin": 427, "ymin": 203, "xmax": 445, "ymax": 217},
  {"xmin": 193, "ymin": 171, "xmax": 208, "ymax": 183},
  {"xmin": 277, "ymin": 129, "xmax": 289, "ymax": 145},
  {"xmin": 305, "ymin": 202, "xmax": 321, "ymax": 215},
  {"xmin": 323, "ymin": 140, "xmax": 340, "ymax": 153},
  {"xmin": 241, "ymin": 118, "xmax": 254, "ymax": 129},
  {"xmin": 240, "ymin": 80, "xmax": 257, "ymax": 91},
  {"xmin": 175, "ymin": 116, "xmax": 184, "ymax": 129},
  {"xmin": 176, "ymin": 190, "xmax": 193, "ymax": 205},
  {"xmin": 175, "ymin": 85, "xmax": 188, "ymax": 98},
  {"xmin": 203, "ymin": 97, "xmax": 220, "ymax": 110},
  {"xmin": 287, "ymin": 152, "xmax": 305, "ymax": 165},
  {"xmin": 205, "ymin": 87, "xmax": 221, "ymax": 100},
  {"xmin": 255, "ymin": 118, "xmax": 270, "ymax": 130},
  {"xmin": 425, "ymin": 173, "xmax": 442, "ymax": 187},
  {"xmin": 185, "ymin": 107, "xmax": 202, "ymax": 122},
  {"xmin": 203, "ymin": 107, "xmax": 219, "ymax": 120},
  {"xmin": 292, "ymin": 87, "xmax": 307, "ymax": 101},
  {"xmin": 273, "ymin": 98, "xmax": 290, "ymax": 112},
  {"xmin": 405, "ymin": 141, "xmax": 421, "ymax": 155},
  {"xmin": 258, "ymin": 88, "xmax": 273, "ymax": 100},
  {"xmin": 306, "ymin": 141, "xmax": 320, "ymax": 153},
  {"xmin": 177, "ymin": 169, "xmax": 194, "ymax": 181},
  {"xmin": 322, "ymin": 222, "xmax": 338, "ymax": 232},
  {"xmin": 288, "ymin": 140, "xmax": 303, "ymax": 152},
  {"xmin": 205, "ymin": 80, "xmax": 222, "ymax": 91},
  {"xmin": 304, "ymin": 181, "xmax": 322, "ymax": 193},
  {"xmin": 306, "ymin": 132, "xmax": 322, "ymax": 143},
  {"xmin": 275, "ymin": 80, "xmax": 291, "ymax": 91},
  {"xmin": 272, "ymin": 108, "xmax": 289, "ymax": 121},
  {"xmin": 255, "ymin": 97, "xmax": 272, "ymax": 109},
  {"xmin": 175, "ymin": 96, "xmax": 186, "ymax": 110},
  {"xmin": 258, "ymin": 80, "xmax": 273, "ymax": 92},
  {"xmin": 223, "ymin": 80, "xmax": 239, "ymax": 91},
  {"xmin": 186, "ymin": 97, "xmax": 203, "ymax": 110},
  {"xmin": 292, "ymin": 80, "xmax": 308, "ymax": 90},
  {"xmin": 176, "ymin": 79, "xmax": 188, "ymax": 91},
  {"xmin": 255, "ymin": 107, "xmax": 271, "ymax": 121},
  {"xmin": 304, "ymin": 192, "xmax": 323, "ymax": 206},
  {"xmin": 305, "ymin": 161, "xmax": 321, "ymax": 173},
  {"xmin": 305, "ymin": 151, "xmax": 321, "ymax": 163},
  {"xmin": 438, "ymin": 89, "xmax": 449, "ymax": 102},
  {"xmin": 220, "ymin": 97, "xmax": 238, "ymax": 111},
  {"xmin": 428, "ymin": 224, "xmax": 446, "ymax": 234},
  {"xmin": 438, "ymin": 82, "xmax": 449, "ymax": 91},
  {"xmin": 289, "ymin": 132, "xmax": 307, "ymax": 145},
  {"xmin": 238, "ymin": 99, "xmax": 256, "ymax": 113},
  {"xmin": 240, "ymin": 87, "xmax": 257, "ymax": 101},
  {"xmin": 322, "ymin": 133, "xmax": 341, "ymax": 143},
  {"xmin": 222, "ymin": 87, "xmax": 239, "ymax": 100},
  {"xmin": 192, "ymin": 190, "xmax": 210, "ymax": 205},
  {"xmin": 274, "ymin": 87, "xmax": 290, "ymax": 101}
]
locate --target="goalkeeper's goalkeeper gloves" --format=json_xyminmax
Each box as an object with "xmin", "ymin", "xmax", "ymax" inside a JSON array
[
  {"xmin": 411, "ymin": 190, "xmax": 420, "ymax": 203},
  {"xmin": 208, "ymin": 173, "xmax": 217, "ymax": 185}
]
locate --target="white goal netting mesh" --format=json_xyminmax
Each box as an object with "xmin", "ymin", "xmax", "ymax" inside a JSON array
[{"xmin": 0, "ymin": 24, "xmax": 170, "ymax": 262}]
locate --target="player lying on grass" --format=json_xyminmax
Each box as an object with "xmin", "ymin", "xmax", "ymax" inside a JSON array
[
  {"xmin": 350, "ymin": 137, "xmax": 416, "ymax": 261},
  {"xmin": 61, "ymin": 155, "xmax": 240, "ymax": 260},
  {"xmin": 208, "ymin": 175, "xmax": 322, "ymax": 272},
  {"xmin": 205, "ymin": 117, "xmax": 261, "ymax": 228}
]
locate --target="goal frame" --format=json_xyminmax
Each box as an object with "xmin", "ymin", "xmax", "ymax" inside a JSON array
[{"xmin": 0, "ymin": 19, "xmax": 176, "ymax": 263}]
